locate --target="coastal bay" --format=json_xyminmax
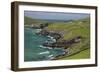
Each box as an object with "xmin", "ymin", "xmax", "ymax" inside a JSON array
[{"xmin": 24, "ymin": 13, "xmax": 90, "ymax": 61}]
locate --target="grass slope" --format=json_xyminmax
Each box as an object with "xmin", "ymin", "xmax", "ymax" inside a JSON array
[
  {"xmin": 61, "ymin": 49, "xmax": 90, "ymax": 60},
  {"xmin": 24, "ymin": 16, "xmax": 47, "ymax": 25},
  {"xmin": 46, "ymin": 17, "xmax": 90, "ymax": 59},
  {"xmin": 47, "ymin": 18, "xmax": 90, "ymax": 40}
]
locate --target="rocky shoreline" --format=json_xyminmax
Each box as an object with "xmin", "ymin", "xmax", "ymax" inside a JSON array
[
  {"xmin": 32, "ymin": 24, "xmax": 83, "ymax": 59},
  {"xmin": 43, "ymin": 36, "xmax": 82, "ymax": 48},
  {"xmin": 27, "ymin": 23, "xmax": 83, "ymax": 60}
]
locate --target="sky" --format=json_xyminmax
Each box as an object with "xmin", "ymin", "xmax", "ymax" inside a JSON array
[{"xmin": 24, "ymin": 11, "xmax": 90, "ymax": 21}]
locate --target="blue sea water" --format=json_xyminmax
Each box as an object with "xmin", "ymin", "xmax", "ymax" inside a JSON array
[{"xmin": 24, "ymin": 27, "xmax": 65, "ymax": 61}]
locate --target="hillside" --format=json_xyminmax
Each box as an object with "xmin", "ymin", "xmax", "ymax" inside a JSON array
[
  {"xmin": 24, "ymin": 16, "xmax": 47, "ymax": 25},
  {"xmin": 45, "ymin": 17, "xmax": 90, "ymax": 59}
]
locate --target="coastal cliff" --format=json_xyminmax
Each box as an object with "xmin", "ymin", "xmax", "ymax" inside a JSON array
[{"xmin": 24, "ymin": 16, "xmax": 90, "ymax": 60}]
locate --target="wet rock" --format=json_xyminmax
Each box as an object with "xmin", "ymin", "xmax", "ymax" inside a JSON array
[{"xmin": 43, "ymin": 36, "xmax": 82, "ymax": 48}]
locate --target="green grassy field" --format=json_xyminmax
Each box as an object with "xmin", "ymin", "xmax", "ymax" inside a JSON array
[
  {"xmin": 46, "ymin": 18, "xmax": 90, "ymax": 40},
  {"xmin": 61, "ymin": 49, "xmax": 90, "ymax": 60}
]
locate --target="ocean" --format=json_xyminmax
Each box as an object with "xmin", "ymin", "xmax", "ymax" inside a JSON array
[{"xmin": 24, "ymin": 27, "xmax": 65, "ymax": 61}]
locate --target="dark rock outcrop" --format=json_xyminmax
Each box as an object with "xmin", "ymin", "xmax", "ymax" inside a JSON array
[
  {"xmin": 31, "ymin": 23, "xmax": 49, "ymax": 29},
  {"xmin": 43, "ymin": 36, "xmax": 82, "ymax": 48},
  {"xmin": 37, "ymin": 29, "xmax": 62, "ymax": 40}
]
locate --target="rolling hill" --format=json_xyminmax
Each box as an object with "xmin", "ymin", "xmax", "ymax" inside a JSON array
[{"xmin": 45, "ymin": 17, "xmax": 90, "ymax": 59}]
